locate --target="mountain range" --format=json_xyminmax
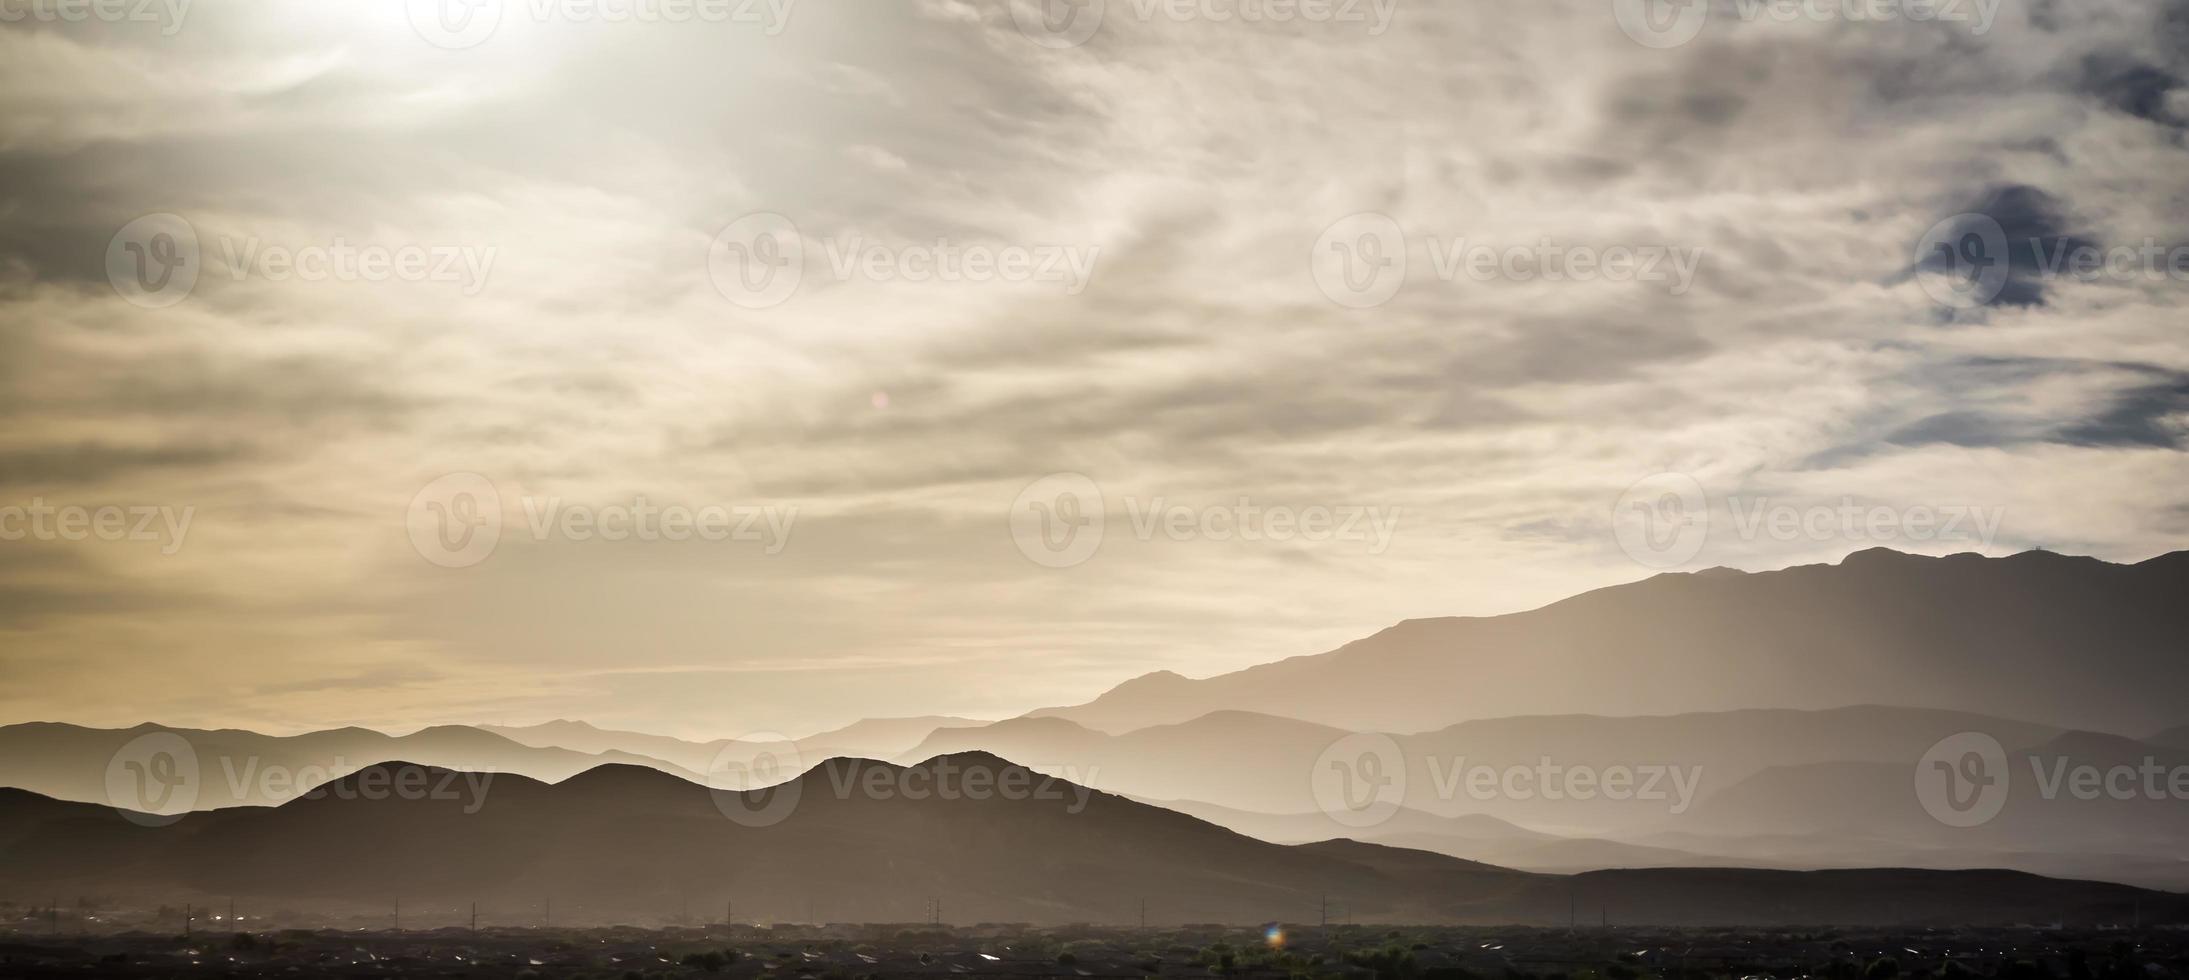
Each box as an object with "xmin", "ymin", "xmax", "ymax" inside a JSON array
[
  {"xmin": 1, "ymin": 753, "xmax": 2176, "ymax": 928},
  {"xmin": 1026, "ymin": 549, "xmax": 2189, "ymax": 735},
  {"xmin": 5, "ymin": 548, "xmax": 2186, "ymax": 918}
]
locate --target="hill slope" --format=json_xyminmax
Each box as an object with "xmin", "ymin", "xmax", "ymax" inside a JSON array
[
  {"xmin": 1028, "ymin": 549, "xmax": 2189, "ymax": 734},
  {"xmin": 0, "ymin": 722, "xmax": 696, "ymax": 811},
  {"xmin": 0, "ymin": 754, "xmax": 2179, "ymax": 928}
]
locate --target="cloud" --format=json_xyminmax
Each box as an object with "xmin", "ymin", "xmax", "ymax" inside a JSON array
[{"xmin": 0, "ymin": 0, "xmax": 2186, "ymax": 734}]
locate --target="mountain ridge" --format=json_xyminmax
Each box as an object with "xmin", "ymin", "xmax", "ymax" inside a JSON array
[
  {"xmin": 2, "ymin": 752, "xmax": 2180, "ymax": 928},
  {"xmin": 1025, "ymin": 548, "xmax": 2189, "ymax": 735}
]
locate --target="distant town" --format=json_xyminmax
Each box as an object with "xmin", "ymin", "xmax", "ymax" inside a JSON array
[{"xmin": 4, "ymin": 916, "xmax": 2187, "ymax": 980}]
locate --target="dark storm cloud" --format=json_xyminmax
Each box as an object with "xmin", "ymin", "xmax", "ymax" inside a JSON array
[
  {"xmin": 2078, "ymin": 54, "xmax": 2184, "ymax": 123},
  {"xmin": 1818, "ymin": 358, "xmax": 2189, "ymax": 460},
  {"xmin": 1914, "ymin": 185, "xmax": 2096, "ymax": 309},
  {"xmin": 2058, "ymin": 374, "xmax": 2189, "ymax": 448}
]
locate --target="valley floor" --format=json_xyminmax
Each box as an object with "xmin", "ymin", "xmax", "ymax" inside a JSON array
[{"xmin": 2, "ymin": 922, "xmax": 2184, "ymax": 980}]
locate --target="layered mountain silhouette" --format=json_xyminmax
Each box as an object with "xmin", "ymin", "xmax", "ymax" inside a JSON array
[
  {"xmin": 1025, "ymin": 549, "xmax": 2189, "ymax": 735},
  {"xmin": 0, "ymin": 722, "xmax": 698, "ymax": 809},
  {"xmin": 903, "ymin": 705, "xmax": 2060, "ymax": 827},
  {"xmin": 900, "ymin": 705, "xmax": 2189, "ymax": 887},
  {"xmin": 0, "ymin": 716, "xmax": 978, "ymax": 812},
  {"xmin": 1, "ymin": 753, "xmax": 2176, "ymax": 928},
  {"xmin": 8, "ymin": 549, "xmax": 2185, "ymax": 917},
  {"xmin": 480, "ymin": 716, "xmax": 979, "ymax": 774}
]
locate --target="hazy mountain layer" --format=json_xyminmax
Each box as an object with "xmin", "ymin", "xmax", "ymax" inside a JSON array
[
  {"xmin": 1027, "ymin": 550, "xmax": 2189, "ymax": 735},
  {"xmin": 0, "ymin": 754, "xmax": 2176, "ymax": 928},
  {"xmin": 481, "ymin": 716, "xmax": 980, "ymax": 774},
  {"xmin": 0, "ymin": 722, "xmax": 696, "ymax": 810}
]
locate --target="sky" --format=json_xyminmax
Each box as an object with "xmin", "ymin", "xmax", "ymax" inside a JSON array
[{"xmin": 1, "ymin": 0, "xmax": 2186, "ymax": 740}]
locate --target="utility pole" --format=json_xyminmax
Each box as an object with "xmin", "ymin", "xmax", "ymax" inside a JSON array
[
  {"xmin": 393, "ymin": 898, "xmax": 400, "ymax": 933},
  {"xmin": 470, "ymin": 902, "xmax": 478, "ymax": 934},
  {"xmin": 184, "ymin": 902, "xmax": 192, "ymax": 940},
  {"xmin": 228, "ymin": 898, "xmax": 236, "ymax": 929},
  {"xmin": 727, "ymin": 900, "xmax": 734, "ymax": 930},
  {"xmin": 1320, "ymin": 894, "xmax": 1327, "ymax": 930}
]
